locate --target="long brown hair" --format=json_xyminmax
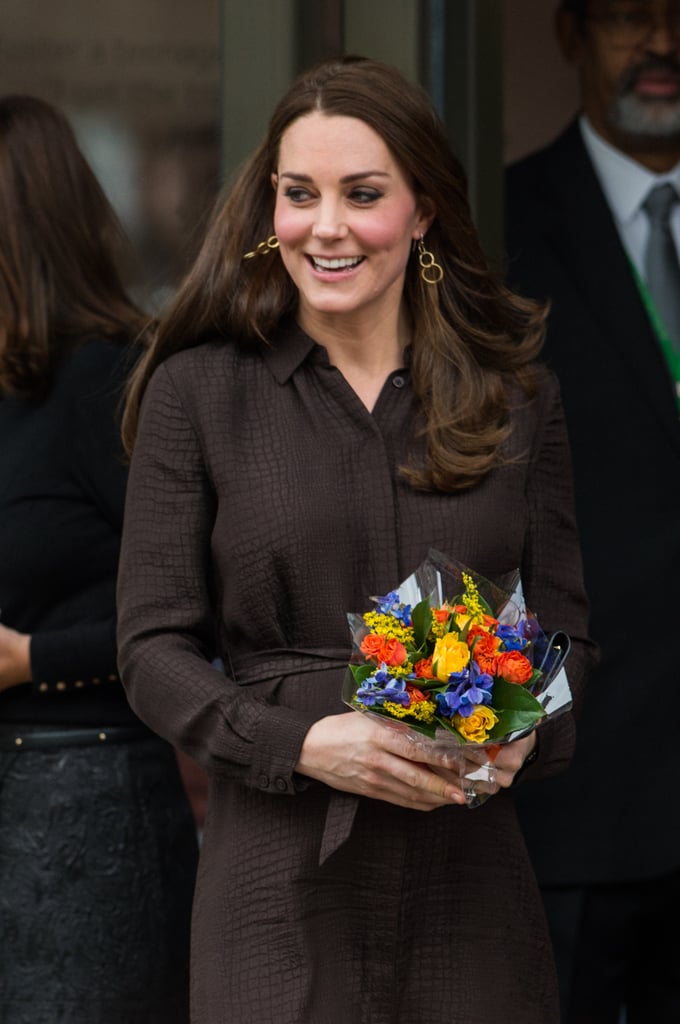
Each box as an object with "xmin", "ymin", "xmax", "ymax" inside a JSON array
[
  {"xmin": 0, "ymin": 95, "xmax": 147, "ymax": 399},
  {"xmin": 123, "ymin": 56, "xmax": 546, "ymax": 491}
]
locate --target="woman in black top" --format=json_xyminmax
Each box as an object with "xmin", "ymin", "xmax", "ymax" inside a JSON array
[{"xmin": 0, "ymin": 95, "xmax": 198, "ymax": 1024}]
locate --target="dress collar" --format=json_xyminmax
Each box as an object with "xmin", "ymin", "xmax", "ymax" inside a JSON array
[
  {"xmin": 261, "ymin": 320, "xmax": 320, "ymax": 384},
  {"xmin": 261, "ymin": 319, "xmax": 411, "ymax": 384}
]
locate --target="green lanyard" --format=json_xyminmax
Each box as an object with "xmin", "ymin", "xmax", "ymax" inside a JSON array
[{"xmin": 629, "ymin": 258, "xmax": 680, "ymax": 410}]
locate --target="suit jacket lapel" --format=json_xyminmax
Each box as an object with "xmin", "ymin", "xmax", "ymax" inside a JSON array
[{"xmin": 541, "ymin": 121, "xmax": 680, "ymax": 446}]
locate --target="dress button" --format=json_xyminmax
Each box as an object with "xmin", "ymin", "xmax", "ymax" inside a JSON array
[
  {"xmin": 274, "ymin": 777, "xmax": 288, "ymax": 792},
  {"xmin": 258, "ymin": 773, "xmax": 270, "ymax": 789},
  {"xmin": 392, "ymin": 375, "xmax": 405, "ymax": 389}
]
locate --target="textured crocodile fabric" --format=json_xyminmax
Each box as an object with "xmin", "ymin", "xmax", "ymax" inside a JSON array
[
  {"xmin": 0, "ymin": 734, "xmax": 198, "ymax": 1024},
  {"xmin": 117, "ymin": 323, "xmax": 595, "ymax": 1024}
]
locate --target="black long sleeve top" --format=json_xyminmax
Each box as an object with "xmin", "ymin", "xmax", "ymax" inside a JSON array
[{"xmin": 0, "ymin": 337, "xmax": 144, "ymax": 726}]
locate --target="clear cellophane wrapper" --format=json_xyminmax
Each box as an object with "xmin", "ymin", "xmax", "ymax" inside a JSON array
[{"xmin": 342, "ymin": 549, "xmax": 573, "ymax": 808}]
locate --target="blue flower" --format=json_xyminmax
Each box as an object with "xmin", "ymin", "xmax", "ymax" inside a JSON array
[
  {"xmin": 435, "ymin": 665, "xmax": 494, "ymax": 719},
  {"xmin": 435, "ymin": 686, "xmax": 462, "ymax": 718},
  {"xmin": 356, "ymin": 663, "xmax": 410, "ymax": 707},
  {"xmin": 393, "ymin": 603, "xmax": 412, "ymax": 626},
  {"xmin": 374, "ymin": 591, "xmax": 399, "ymax": 614},
  {"xmin": 496, "ymin": 623, "xmax": 528, "ymax": 651},
  {"xmin": 373, "ymin": 591, "xmax": 412, "ymax": 626},
  {"xmin": 355, "ymin": 688, "xmax": 382, "ymax": 707}
]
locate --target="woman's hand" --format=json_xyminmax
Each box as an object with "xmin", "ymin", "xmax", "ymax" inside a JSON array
[
  {"xmin": 490, "ymin": 732, "xmax": 537, "ymax": 787},
  {"xmin": 462, "ymin": 731, "xmax": 538, "ymax": 792},
  {"xmin": 296, "ymin": 713, "xmax": 469, "ymax": 810},
  {"xmin": 0, "ymin": 623, "xmax": 32, "ymax": 690}
]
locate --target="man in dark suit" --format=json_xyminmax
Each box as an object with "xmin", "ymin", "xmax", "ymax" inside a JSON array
[{"xmin": 505, "ymin": 2, "xmax": 680, "ymax": 1021}]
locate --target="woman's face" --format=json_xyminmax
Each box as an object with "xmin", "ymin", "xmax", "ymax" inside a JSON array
[{"xmin": 272, "ymin": 112, "xmax": 433, "ymax": 332}]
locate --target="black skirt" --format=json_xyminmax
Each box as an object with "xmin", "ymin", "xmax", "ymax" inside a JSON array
[{"xmin": 0, "ymin": 726, "xmax": 199, "ymax": 1024}]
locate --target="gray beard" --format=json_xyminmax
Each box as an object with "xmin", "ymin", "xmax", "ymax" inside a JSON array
[{"xmin": 609, "ymin": 92, "xmax": 680, "ymax": 140}]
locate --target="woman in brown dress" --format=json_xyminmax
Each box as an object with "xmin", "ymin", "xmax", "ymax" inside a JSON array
[{"xmin": 118, "ymin": 57, "xmax": 595, "ymax": 1023}]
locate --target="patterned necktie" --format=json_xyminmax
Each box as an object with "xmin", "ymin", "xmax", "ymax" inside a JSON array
[{"xmin": 642, "ymin": 183, "xmax": 680, "ymax": 353}]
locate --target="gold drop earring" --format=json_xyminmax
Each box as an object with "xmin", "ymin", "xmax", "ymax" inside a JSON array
[
  {"xmin": 243, "ymin": 235, "xmax": 280, "ymax": 260},
  {"xmin": 417, "ymin": 235, "xmax": 443, "ymax": 284}
]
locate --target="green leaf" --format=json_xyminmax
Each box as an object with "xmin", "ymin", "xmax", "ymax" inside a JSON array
[
  {"xmin": 413, "ymin": 677, "xmax": 444, "ymax": 692},
  {"xmin": 349, "ymin": 663, "xmax": 374, "ymax": 685},
  {"xmin": 403, "ymin": 718, "xmax": 439, "ymax": 739},
  {"xmin": 411, "ymin": 598, "xmax": 433, "ymax": 648},
  {"xmin": 406, "ymin": 644, "xmax": 427, "ymax": 661},
  {"xmin": 365, "ymin": 707, "xmax": 439, "ymax": 739},
  {"xmin": 492, "ymin": 676, "xmax": 545, "ymax": 713},
  {"xmin": 489, "ymin": 707, "xmax": 544, "ymax": 740},
  {"xmin": 433, "ymin": 717, "xmax": 467, "ymax": 743}
]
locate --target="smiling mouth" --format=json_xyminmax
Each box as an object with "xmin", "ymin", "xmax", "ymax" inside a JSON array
[
  {"xmin": 309, "ymin": 255, "xmax": 365, "ymax": 272},
  {"xmin": 627, "ymin": 60, "xmax": 680, "ymax": 101},
  {"xmin": 636, "ymin": 82, "xmax": 680, "ymax": 101}
]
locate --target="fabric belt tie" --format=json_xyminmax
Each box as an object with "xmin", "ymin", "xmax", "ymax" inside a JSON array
[
  {"xmin": 229, "ymin": 646, "xmax": 359, "ymax": 864},
  {"xmin": 228, "ymin": 647, "xmax": 350, "ymax": 686},
  {"xmin": 318, "ymin": 792, "xmax": 360, "ymax": 866}
]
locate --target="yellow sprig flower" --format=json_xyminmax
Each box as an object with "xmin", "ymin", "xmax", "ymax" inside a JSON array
[
  {"xmin": 383, "ymin": 699, "xmax": 437, "ymax": 723},
  {"xmin": 461, "ymin": 573, "xmax": 486, "ymax": 625},
  {"xmin": 362, "ymin": 611, "xmax": 414, "ymax": 647}
]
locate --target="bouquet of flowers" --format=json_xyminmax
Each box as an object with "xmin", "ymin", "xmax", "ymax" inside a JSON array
[{"xmin": 342, "ymin": 550, "xmax": 572, "ymax": 807}]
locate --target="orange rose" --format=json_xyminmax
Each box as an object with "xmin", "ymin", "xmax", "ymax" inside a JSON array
[
  {"xmin": 360, "ymin": 634, "xmax": 408, "ymax": 667},
  {"xmin": 360, "ymin": 634, "xmax": 384, "ymax": 661},
  {"xmin": 496, "ymin": 649, "xmax": 533, "ymax": 684},
  {"xmin": 414, "ymin": 656, "xmax": 434, "ymax": 679},
  {"xmin": 433, "ymin": 607, "xmax": 450, "ymax": 624},
  {"xmin": 466, "ymin": 624, "xmax": 486, "ymax": 644},
  {"xmin": 467, "ymin": 623, "xmax": 500, "ymax": 648},
  {"xmin": 405, "ymin": 684, "xmax": 429, "ymax": 703},
  {"xmin": 470, "ymin": 632, "xmax": 501, "ymax": 673}
]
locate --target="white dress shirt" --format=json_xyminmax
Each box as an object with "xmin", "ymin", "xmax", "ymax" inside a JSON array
[{"xmin": 580, "ymin": 114, "xmax": 680, "ymax": 282}]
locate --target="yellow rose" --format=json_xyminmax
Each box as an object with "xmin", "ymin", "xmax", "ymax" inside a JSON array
[
  {"xmin": 432, "ymin": 633, "xmax": 470, "ymax": 681},
  {"xmin": 453, "ymin": 706, "xmax": 499, "ymax": 744}
]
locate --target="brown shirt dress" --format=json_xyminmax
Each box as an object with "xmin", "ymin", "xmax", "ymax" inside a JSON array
[{"xmin": 117, "ymin": 323, "xmax": 594, "ymax": 1024}]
